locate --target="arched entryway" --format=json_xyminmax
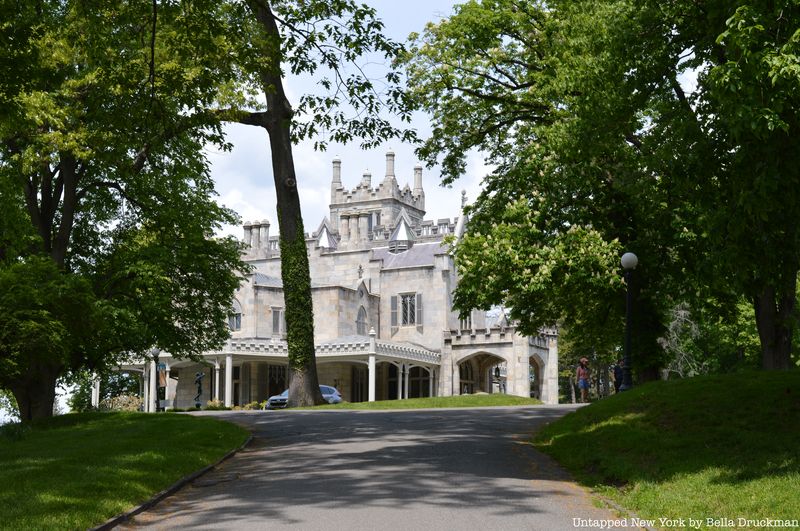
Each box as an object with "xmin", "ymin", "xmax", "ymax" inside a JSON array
[
  {"xmin": 456, "ymin": 352, "xmax": 507, "ymax": 395},
  {"xmin": 529, "ymin": 354, "xmax": 544, "ymax": 399}
]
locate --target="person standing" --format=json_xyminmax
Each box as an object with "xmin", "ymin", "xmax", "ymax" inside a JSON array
[
  {"xmin": 576, "ymin": 357, "xmax": 591, "ymax": 403},
  {"xmin": 613, "ymin": 359, "xmax": 624, "ymax": 394}
]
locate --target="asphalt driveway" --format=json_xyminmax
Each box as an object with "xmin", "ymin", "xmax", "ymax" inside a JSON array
[{"xmin": 121, "ymin": 405, "xmax": 620, "ymax": 530}]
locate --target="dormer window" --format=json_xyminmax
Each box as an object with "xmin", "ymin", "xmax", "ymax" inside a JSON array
[{"xmin": 389, "ymin": 217, "xmax": 415, "ymax": 254}]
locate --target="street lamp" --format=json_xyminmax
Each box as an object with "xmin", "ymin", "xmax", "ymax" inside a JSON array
[{"xmin": 620, "ymin": 252, "xmax": 638, "ymax": 391}]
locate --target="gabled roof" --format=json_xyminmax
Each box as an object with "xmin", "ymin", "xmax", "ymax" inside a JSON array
[
  {"xmin": 389, "ymin": 208, "xmax": 416, "ymax": 242},
  {"xmin": 313, "ymin": 217, "xmax": 337, "ymax": 250}
]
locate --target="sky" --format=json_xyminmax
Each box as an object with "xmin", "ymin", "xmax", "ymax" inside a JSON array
[{"xmin": 208, "ymin": 0, "xmax": 490, "ymax": 240}]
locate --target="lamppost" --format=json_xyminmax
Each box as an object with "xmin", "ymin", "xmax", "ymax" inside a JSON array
[{"xmin": 620, "ymin": 252, "xmax": 638, "ymax": 391}]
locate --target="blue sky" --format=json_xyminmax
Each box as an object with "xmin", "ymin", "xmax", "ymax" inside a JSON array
[{"xmin": 208, "ymin": 0, "xmax": 489, "ymax": 239}]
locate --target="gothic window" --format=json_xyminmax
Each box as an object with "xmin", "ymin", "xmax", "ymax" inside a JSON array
[
  {"xmin": 459, "ymin": 312, "xmax": 472, "ymax": 331},
  {"xmin": 356, "ymin": 306, "xmax": 368, "ymax": 335},
  {"xmin": 401, "ymin": 294, "xmax": 415, "ymax": 325},
  {"xmin": 228, "ymin": 300, "xmax": 242, "ymax": 331},
  {"xmin": 272, "ymin": 307, "xmax": 286, "ymax": 337},
  {"xmin": 390, "ymin": 293, "xmax": 423, "ymax": 332}
]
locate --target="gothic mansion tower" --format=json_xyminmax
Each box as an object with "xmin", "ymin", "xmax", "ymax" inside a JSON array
[{"xmin": 129, "ymin": 152, "xmax": 559, "ymax": 410}]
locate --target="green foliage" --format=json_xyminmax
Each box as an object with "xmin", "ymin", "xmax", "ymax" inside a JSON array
[
  {"xmin": 0, "ymin": 258, "xmax": 97, "ymax": 385},
  {"xmin": 405, "ymin": 0, "xmax": 800, "ymax": 373},
  {"xmin": 0, "ymin": 412, "xmax": 247, "ymax": 529},
  {"xmin": 67, "ymin": 371, "xmax": 141, "ymax": 413},
  {"xmin": 534, "ymin": 370, "xmax": 800, "ymax": 522},
  {"xmin": 0, "ymin": 1, "xmax": 249, "ymax": 417}
]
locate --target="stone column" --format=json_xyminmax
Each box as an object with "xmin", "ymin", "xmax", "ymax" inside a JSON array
[
  {"xmin": 214, "ymin": 360, "xmax": 220, "ymax": 401},
  {"xmin": 404, "ymin": 365, "xmax": 410, "ymax": 399},
  {"xmin": 349, "ymin": 214, "xmax": 360, "ymax": 243},
  {"xmin": 90, "ymin": 374, "xmax": 100, "ymax": 408},
  {"xmin": 224, "ymin": 354, "xmax": 233, "ymax": 407},
  {"xmin": 368, "ymin": 329, "xmax": 376, "ymax": 402},
  {"xmin": 358, "ymin": 213, "xmax": 370, "ymax": 241},
  {"xmin": 545, "ymin": 336, "xmax": 559, "ymax": 405},
  {"xmin": 149, "ymin": 360, "xmax": 157, "ymax": 413},
  {"xmin": 428, "ymin": 368, "xmax": 434, "ymax": 398},
  {"xmin": 164, "ymin": 365, "xmax": 171, "ymax": 409},
  {"xmin": 142, "ymin": 370, "xmax": 149, "ymax": 413},
  {"xmin": 339, "ymin": 213, "xmax": 350, "ymax": 244},
  {"xmin": 396, "ymin": 364, "xmax": 403, "ymax": 399}
]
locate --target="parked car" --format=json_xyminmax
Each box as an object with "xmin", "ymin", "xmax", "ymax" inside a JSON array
[{"xmin": 265, "ymin": 385, "xmax": 342, "ymax": 409}]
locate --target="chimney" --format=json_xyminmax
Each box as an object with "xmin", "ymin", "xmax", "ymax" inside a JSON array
[
  {"xmin": 384, "ymin": 150, "xmax": 395, "ymax": 183},
  {"xmin": 259, "ymin": 220, "xmax": 270, "ymax": 256},
  {"xmin": 413, "ymin": 164, "xmax": 424, "ymax": 196},
  {"xmin": 332, "ymin": 156, "xmax": 342, "ymax": 187},
  {"xmin": 361, "ymin": 170, "xmax": 372, "ymax": 188},
  {"xmin": 243, "ymin": 222, "xmax": 253, "ymax": 252}
]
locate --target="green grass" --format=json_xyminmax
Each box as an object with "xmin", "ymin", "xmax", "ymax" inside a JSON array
[
  {"xmin": 533, "ymin": 371, "xmax": 800, "ymax": 528},
  {"xmin": 0, "ymin": 411, "xmax": 248, "ymax": 530},
  {"xmin": 308, "ymin": 393, "xmax": 542, "ymax": 409}
]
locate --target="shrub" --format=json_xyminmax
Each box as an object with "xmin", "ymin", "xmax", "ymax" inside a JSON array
[{"xmin": 98, "ymin": 394, "xmax": 142, "ymax": 412}]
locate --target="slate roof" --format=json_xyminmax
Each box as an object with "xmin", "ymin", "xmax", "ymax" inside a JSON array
[{"xmin": 371, "ymin": 241, "xmax": 447, "ymax": 269}]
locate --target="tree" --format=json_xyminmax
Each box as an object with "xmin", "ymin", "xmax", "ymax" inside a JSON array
[
  {"xmin": 222, "ymin": 0, "xmax": 414, "ymax": 406},
  {"xmin": 0, "ymin": 0, "xmax": 247, "ymax": 419},
  {"xmin": 404, "ymin": 0, "xmax": 673, "ymax": 379},
  {"xmin": 405, "ymin": 0, "xmax": 800, "ymax": 376}
]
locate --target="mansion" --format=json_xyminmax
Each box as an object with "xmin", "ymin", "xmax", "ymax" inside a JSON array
[{"xmin": 109, "ymin": 152, "xmax": 559, "ymax": 410}]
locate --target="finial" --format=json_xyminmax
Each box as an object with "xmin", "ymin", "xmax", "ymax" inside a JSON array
[{"xmin": 461, "ymin": 190, "xmax": 467, "ymax": 208}]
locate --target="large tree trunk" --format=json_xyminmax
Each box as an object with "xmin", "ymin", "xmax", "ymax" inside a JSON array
[
  {"xmin": 249, "ymin": 0, "xmax": 324, "ymax": 407},
  {"xmin": 753, "ymin": 279, "xmax": 795, "ymax": 370},
  {"xmin": 10, "ymin": 360, "xmax": 61, "ymax": 421}
]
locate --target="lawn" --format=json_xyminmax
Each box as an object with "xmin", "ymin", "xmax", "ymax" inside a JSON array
[
  {"xmin": 533, "ymin": 370, "xmax": 800, "ymax": 528},
  {"xmin": 310, "ymin": 393, "xmax": 542, "ymax": 409},
  {"xmin": 0, "ymin": 411, "xmax": 248, "ymax": 530}
]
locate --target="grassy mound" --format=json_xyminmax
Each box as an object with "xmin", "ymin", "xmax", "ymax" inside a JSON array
[
  {"xmin": 534, "ymin": 371, "xmax": 800, "ymax": 526},
  {"xmin": 311, "ymin": 393, "xmax": 542, "ymax": 409},
  {"xmin": 0, "ymin": 412, "xmax": 248, "ymax": 530}
]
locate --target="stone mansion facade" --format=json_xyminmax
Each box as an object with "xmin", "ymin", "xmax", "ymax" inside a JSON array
[{"xmin": 113, "ymin": 152, "xmax": 559, "ymax": 410}]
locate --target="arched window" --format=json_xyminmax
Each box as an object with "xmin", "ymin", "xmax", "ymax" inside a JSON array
[
  {"xmin": 356, "ymin": 306, "xmax": 368, "ymax": 335},
  {"xmin": 228, "ymin": 300, "xmax": 242, "ymax": 331}
]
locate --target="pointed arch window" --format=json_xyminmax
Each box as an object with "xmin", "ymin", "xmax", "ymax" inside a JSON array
[
  {"xmin": 228, "ymin": 300, "xmax": 242, "ymax": 331},
  {"xmin": 356, "ymin": 306, "xmax": 368, "ymax": 336}
]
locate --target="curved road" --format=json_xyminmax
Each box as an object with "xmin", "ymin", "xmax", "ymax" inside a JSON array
[{"xmin": 123, "ymin": 405, "xmax": 620, "ymax": 530}]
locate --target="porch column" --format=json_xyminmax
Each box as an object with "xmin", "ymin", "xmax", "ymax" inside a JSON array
[
  {"xmin": 164, "ymin": 364, "xmax": 171, "ymax": 410},
  {"xmin": 90, "ymin": 374, "xmax": 100, "ymax": 408},
  {"xmin": 214, "ymin": 359, "xmax": 220, "ymax": 401},
  {"xmin": 142, "ymin": 370, "xmax": 149, "ymax": 413},
  {"xmin": 396, "ymin": 364, "xmax": 403, "ymax": 399},
  {"xmin": 404, "ymin": 365, "xmax": 410, "ymax": 399},
  {"xmin": 368, "ymin": 329, "xmax": 376, "ymax": 402},
  {"xmin": 428, "ymin": 368, "xmax": 434, "ymax": 397},
  {"xmin": 224, "ymin": 354, "xmax": 233, "ymax": 407},
  {"xmin": 149, "ymin": 360, "xmax": 157, "ymax": 413}
]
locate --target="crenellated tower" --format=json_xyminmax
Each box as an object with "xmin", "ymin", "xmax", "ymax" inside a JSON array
[{"xmin": 329, "ymin": 150, "xmax": 426, "ymax": 248}]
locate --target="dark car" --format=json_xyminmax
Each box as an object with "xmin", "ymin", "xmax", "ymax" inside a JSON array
[{"xmin": 265, "ymin": 385, "xmax": 342, "ymax": 409}]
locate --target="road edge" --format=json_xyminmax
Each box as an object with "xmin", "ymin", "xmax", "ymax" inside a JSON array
[{"xmin": 89, "ymin": 434, "xmax": 254, "ymax": 530}]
